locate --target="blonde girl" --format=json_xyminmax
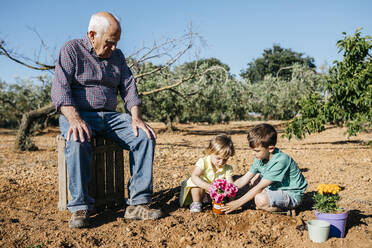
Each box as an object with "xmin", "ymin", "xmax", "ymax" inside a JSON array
[{"xmin": 179, "ymin": 134, "xmax": 235, "ymax": 212}]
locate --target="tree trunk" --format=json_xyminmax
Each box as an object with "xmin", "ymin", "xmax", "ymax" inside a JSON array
[{"xmin": 15, "ymin": 103, "xmax": 55, "ymax": 151}]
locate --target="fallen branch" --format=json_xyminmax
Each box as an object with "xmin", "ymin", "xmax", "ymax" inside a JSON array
[{"xmin": 14, "ymin": 103, "xmax": 55, "ymax": 151}]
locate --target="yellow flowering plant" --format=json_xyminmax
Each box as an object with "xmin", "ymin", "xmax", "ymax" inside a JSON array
[{"xmin": 313, "ymin": 184, "xmax": 343, "ymax": 213}]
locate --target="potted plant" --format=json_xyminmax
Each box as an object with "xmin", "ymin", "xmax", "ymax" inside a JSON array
[
  {"xmin": 209, "ymin": 179, "xmax": 238, "ymax": 214},
  {"xmin": 313, "ymin": 184, "xmax": 348, "ymax": 238}
]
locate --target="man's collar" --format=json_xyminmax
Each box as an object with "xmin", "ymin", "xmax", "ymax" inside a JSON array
[{"xmin": 83, "ymin": 34, "xmax": 94, "ymax": 53}]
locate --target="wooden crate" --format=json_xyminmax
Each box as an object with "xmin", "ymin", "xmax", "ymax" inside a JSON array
[{"xmin": 57, "ymin": 135, "xmax": 125, "ymax": 211}]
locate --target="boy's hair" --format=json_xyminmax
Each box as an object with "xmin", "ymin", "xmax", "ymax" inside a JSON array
[
  {"xmin": 204, "ymin": 134, "xmax": 235, "ymax": 158},
  {"xmin": 247, "ymin": 123, "xmax": 277, "ymax": 148}
]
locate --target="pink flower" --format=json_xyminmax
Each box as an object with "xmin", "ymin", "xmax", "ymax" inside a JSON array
[
  {"xmin": 208, "ymin": 179, "xmax": 238, "ymax": 204},
  {"xmin": 215, "ymin": 193, "xmax": 226, "ymax": 203}
]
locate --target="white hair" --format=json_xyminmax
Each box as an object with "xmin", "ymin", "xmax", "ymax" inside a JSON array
[{"xmin": 88, "ymin": 14, "xmax": 121, "ymax": 37}]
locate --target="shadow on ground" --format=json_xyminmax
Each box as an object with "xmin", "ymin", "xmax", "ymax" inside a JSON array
[
  {"xmin": 345, "ymin": 209, "xmax": 371, "ymax": 235},
  {"xmin": 150, "ymin": 186, "xmax": 181, "ymax": 216},
  {"xmin": 303, "ymin": 140, "xmax": 366, "ymax": 145},
  {"xmin": 89, "ymin": 186, "xmax": 181, "ymax": 227},
  {"xmin": 89, "ymin": 208, "xmax": 125, "ymax": 228}
]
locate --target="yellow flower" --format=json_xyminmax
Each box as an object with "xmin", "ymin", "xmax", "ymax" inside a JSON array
[
  {"xmin": 324, "ymin": 185, "xmax": 330, "ymax": 193},
  {"xmin": 317, "ymin": 183, "xmax": 341, "ymax": 195}
]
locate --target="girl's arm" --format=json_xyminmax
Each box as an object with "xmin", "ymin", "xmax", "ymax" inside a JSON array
[
  {"xmin": 191, "ymin": 167, "xmax": 210, "ymax": 191},
  {"xmin": 234, "ymin": 171, "xmax": 256, "ymax": 188}
]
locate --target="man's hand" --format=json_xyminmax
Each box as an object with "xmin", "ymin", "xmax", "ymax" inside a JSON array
[
  {"xmin": 130, "ymin": 105, "xmax": 156, "ymax": 139},
  {"xmin": 131, "ymin": 118, "xmax": 156, "ymax": 139},
  {"xmin": 61, "ymin": 106, "xmax": 92, "ymax": 142},
  {"xmin": 67, "ymin": 118, "xmax": 92, "ymax": 142},
  {"xmin": 221, "ymin": 199, "xmax": 242, "ymax": 214}
]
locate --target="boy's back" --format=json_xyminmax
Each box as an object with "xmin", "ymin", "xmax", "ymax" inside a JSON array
[{"xmin": 249, "ymin": 148, "xmax": 307, "ymax": 203}]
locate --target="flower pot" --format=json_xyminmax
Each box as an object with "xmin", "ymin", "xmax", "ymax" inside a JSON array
[
  {"xmin": 212, "ymin": 201, "xmax": 224, "ymax": 214},
  {"xmin": 307, "ymin": 220, "xmax": 330, "ymax": 243},
  {"xmin": 315, "ymin": 209, "xmax": 348, "ymax": 238}
]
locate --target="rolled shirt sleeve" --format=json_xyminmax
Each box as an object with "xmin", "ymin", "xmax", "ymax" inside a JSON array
[
  {"xmin": 51, "ymin": 42, "xmax": 76, "ymax": 111},
  {"xmin": 119, "ymin": 57, "xmax": 142, "ymax": 112}
]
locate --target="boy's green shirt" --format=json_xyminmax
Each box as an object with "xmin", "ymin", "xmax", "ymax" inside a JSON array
[{"xmin": 249, "ymin": 148, "xmax": 307, "ymax": 202}]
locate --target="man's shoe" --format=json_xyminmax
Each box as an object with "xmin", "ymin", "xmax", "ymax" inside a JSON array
[
  {"xmin": 124, "ymin": 205, "xmax": 163, "ymax": 220},
  {"xmin": 69, "ymin": 210, "xmax": 89, "ymax": 228}
]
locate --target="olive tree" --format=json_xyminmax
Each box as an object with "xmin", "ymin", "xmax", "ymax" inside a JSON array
[
  {"xmin": 246, "ymin": 64, "xmax": 323, "ymax": 120},
  {"xmin": 240, "ymin": 45, "xmax": 316, "ymax": 83}
]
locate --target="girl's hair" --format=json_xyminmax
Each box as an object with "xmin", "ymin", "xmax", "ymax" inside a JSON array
[
  {"xmin": 247, "ymin": 123, "xmax": 277, "ymax": 148},
  {"xmin": 204, "ymin": 134, "xmax": 235, "ymax": 158}
]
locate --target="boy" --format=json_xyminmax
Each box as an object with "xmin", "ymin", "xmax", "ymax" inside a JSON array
[{"xmin": 222, "ymin": 123, "xmax": 307, "ymax": 214}]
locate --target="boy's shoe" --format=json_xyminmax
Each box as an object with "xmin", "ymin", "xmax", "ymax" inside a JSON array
[
  {"xmin": 69, "ymin": 210, "xmax": 89, "ymax": 228},
  {"xmin": 272, "ymin": 209, "xmax": 296, "ymax": 216},
  {"xmin": 190, "ymin": 202, "xmax": 202, "ymax": 213},
  {"xmin": 124, "ymin": 204, "xmax": 163, "ymax": 220}
]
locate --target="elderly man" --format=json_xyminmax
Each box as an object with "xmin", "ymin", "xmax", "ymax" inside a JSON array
[{"xmin": 52, "ymin": 12, "xmax": 162, "ymax": 228}]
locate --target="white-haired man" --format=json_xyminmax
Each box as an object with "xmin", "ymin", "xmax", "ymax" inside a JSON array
[{"xmin": 52, "ymin": 12, "xmax": 162, "ymax": 228}]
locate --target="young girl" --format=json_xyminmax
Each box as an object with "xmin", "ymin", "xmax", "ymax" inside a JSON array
[{"xmin": 179, "ymin": 134, "xmax": 235, "ymax": 212}]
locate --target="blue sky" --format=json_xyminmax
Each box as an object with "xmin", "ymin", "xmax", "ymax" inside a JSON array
[{"xmin": 1, "ymin": 0, "xmax": 371, "ymax": 84}]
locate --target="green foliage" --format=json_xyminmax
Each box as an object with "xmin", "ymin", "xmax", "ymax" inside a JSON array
[
  {"xmin": 246, "ymin": 64, "xmax": 323, "ymax": 120},
  {"xmin": 285, "ymin": 28, "xmax": 372, "ymax": 139},
  {"xmin": 134, "ymin": 62, "xmax": 184, "ymax": 128},
  {"xmin": 0, "ymin": 75, "xmax": 55, "ymax": 129},
  {"xmin": 176, "ymin": 58, "xmax": 247, "ymax": 124},
  {"xmin": 284, "ymin": 92, "xmax": 326, "ymax": 139},
  {"xmin": 240, "ymin": 45, "xmax": 316, "ymax": 83},
  {"xmin": 132, "ymin": 58, "xmax": 249, "ymax": 127},
  {"xmin": 313, "ymin": 193, "xmax": 342, "ymax": 213}
]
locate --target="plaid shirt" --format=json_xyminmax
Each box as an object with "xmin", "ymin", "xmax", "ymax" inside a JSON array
[{"xmin": 52, "ymin": 35, "xmax": 141, "ymax": 112}]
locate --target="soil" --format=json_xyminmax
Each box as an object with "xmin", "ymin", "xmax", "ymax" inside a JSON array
[{"xmin": 0, "ymin": 121, "xmax": 371, "ymax": 248}]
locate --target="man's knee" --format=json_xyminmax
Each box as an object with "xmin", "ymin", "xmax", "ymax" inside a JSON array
[
  {"xmin": 137, "ymin": 129, "xmax": 156, "ymax": 145},
  {"xmin": 65, "ymin": 140, "xmax": 92, "ymax": 163}
]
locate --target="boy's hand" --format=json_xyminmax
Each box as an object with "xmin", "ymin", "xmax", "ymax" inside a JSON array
[{"xmin": 221, "ymin": 199, "xmax": 242, "ymax": 214}]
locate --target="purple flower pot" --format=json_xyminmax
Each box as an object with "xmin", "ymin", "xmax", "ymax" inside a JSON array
[{"xmin": 315, "ymin": 209, "xmax": 348, "ymax": 238}]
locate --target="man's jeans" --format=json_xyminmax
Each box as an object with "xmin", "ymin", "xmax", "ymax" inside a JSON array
[{"xmin": 59, "ymin": 111, "xmax": 155, "ymax": 213}]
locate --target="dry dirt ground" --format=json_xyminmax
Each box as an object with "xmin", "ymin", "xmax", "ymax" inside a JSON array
[{"xmin": 0, "ymin": 121, "xmax": 371, "ymax": 248}]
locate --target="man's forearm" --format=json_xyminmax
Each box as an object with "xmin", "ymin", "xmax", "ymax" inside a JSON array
[
  {"xmin": 60, "ymin": 106, "xmax": 81, "ymax": 122},
  {"xmin": 130, "ymin": 105, "xmax": 142, "ymax": 121}
]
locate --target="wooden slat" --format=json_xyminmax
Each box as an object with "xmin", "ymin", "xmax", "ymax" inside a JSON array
[
  {"xmin": 95, "ymin": 137, "xmax": 106, "ymax": 210},
  {"xmin": 88, "ymin": 142, "xmax": 97, "ymax": 200},
  {"xmin": 92, "ymin": 144, "xmax": 118, "ymax": 153},
  {"xmin": 115, "ymin": 149, "xmax": 125, "ymax": 207},
  {"xmin": 57, "ymin": 135, "xmax": 68, "ymax": 211},
  {"xmin": 105, "ymin": 139, "xmax": 115, "ymax": 208}
]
